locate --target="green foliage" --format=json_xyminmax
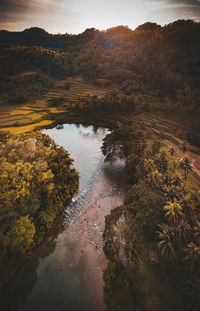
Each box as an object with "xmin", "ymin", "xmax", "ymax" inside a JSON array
[
  {"xmin": 103, "ymin": 261, "xmax": 130, "ymax": 311},
  {"xmin": 0, "ymin": 131, "xmax": 79, "ymax": 285},
  {"xmin": 71, "ymin": 90, "xmax": 136, "ymax": 115},
  {"xmin": 0, "ymin": 72, "xmax": 54, "ymax": 105},
  {"xmin": 103, "ymin": 206, "xmax": 124, "ymax": 261},
  {"xmin": 179, "ymin": 157, "xmax": 192, "ymax": 180},
  {"xmin": 6, "ymin": 216, "xmax": 35, "ymax": 260},
  {"xmin": 102, "ymin": 119, "xmax": 200, "ymax": 309},
  {"xmin": 1, "ymin": 20, "xmax": 200, "ymax": 145}
]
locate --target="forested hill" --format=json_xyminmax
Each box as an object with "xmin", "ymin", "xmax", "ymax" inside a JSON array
[
  {"xmin": 1, "ymin": 20, "xmax": 200, "ymax": 144},
  {"xmin": 1, "ymin": 20, "xmax": 200, "ymax": 93}
]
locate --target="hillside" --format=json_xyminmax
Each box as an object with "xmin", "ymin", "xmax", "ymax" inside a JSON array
[
  {"xmin": 1, "ymin": 20, "xmax": 200, "ymax": 145},
  {"xmin": 1, "ymin": 20, "xmax": 200, "ymax": 310}
]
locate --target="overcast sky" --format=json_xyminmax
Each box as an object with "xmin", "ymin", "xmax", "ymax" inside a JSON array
[{"xmin": 0, "ymin": 0, "xmax": 200, "ymax": 34}]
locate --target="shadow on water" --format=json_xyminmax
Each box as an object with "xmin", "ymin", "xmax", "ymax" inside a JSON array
[
  {"xmin": 103, "ymin": 160, "xmax": 126, "ymax": 188},
  {"xmin": 0, "ymin": 216, "xmax": 64, "ymax": 311}
]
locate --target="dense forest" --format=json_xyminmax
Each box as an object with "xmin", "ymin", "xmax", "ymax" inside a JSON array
[
  {"xmin": 0, "ymin": 131, "xmax": 79, "ymax": 287},
  {"xmin": 102, "ymin": 121, "xmax": 200, "ymax": 310},
  {"xmin": 1, "ymin": 19, "xmax": 200, "ymax": 145},
  {"xmin": 0, "ymin": 19, "xmax": 200, "ymax": 309}
]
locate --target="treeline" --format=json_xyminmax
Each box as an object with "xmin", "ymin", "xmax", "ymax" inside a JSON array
[
  {"xmin": 0, "ymin": 72, "xmax": 54, "ymax": 105},
  {"xmin": 1, "ymin": 20, "xmax": 200, "ymax": 144},
  {"xmin": 102, "ymin": 121, "xmax": 200, "ymax": 310},
  {"xmin": 70, "ymin": 91, "xmax": 136, "ymax": 114},
  {"xmin": 0, "ymin": 131, "xmax": 79, "ymax": 287},
  {"xmin": 0, "ymin": 44, "xmax": 73, "ymax": 105},
  {"xmin": 0, "ymin": 45, "xmax": 73, "ymax": 78}
]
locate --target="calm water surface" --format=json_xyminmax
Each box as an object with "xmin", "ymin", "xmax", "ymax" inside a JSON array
[{"xmin": 1, "ymin": 124, "xmax": 125, "ymax": 311}]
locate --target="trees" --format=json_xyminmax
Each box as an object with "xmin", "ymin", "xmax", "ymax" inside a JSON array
[
  {"xmin": 163, "ymin": 201, "xmax": 183, "ymax": 224},
  {"xmin": 184, "ymin": 243, "xmax": 200, "ymax": 269},
  {"xmin": 157, "ymin": 224, "xmax": 177, "ymax": 259},
  {"xmin": 179, "ymin": 157, "xmax": 192, "ymax": 180},
  {"xmin": 0, "ymin": 131, "xmax": 79, "ymax": 283},
  {"xmin": 177, "ymin": 220, "xmax": 191, "ymax": 243},
  {"xmin": 180, "ymin": 140, "xmax": 189, "ymax": 153},
  {"xmin": 6, "ymin": 216, "xmax": 35, "ymax": 260},
  {"xmin": 169, "ymin": 147, "xmax": 175, "ymax": 155}
]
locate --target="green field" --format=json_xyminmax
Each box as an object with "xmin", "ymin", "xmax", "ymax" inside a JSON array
[{"xmin": 0, "ymin": 76, "xmax": 113, "ymax": 134}]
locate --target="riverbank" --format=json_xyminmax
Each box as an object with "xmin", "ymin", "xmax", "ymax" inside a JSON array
[
  {"xmin": 1, "ymin": 167, "xmax": 126, "ymax": 311},
  {"xmin": 0, "ymin": 124, "xmax": 126, "ymax": 311},
  {"xmin": 63, "ymin": 167, "xmax": 126, "ymax": 311}
]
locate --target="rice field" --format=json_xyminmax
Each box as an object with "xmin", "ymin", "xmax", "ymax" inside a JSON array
[
  {"xmin": 0, "ymin": 120, "xmax": 53, "ymax": 134},
  {"xmin": 0, "ymin": 76, "xmax": 113, "ymax": 134}
]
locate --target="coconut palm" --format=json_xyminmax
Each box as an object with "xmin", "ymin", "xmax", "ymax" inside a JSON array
[
  {"xmin": 180, "ymin": 140, "xmax": 188, "ymax": 152},
  {"xmin": 157, "ymin": 224, "xmax": 177, "ymax": 259},
  {"xmin": 155, "ymin": 151, "xmax": 168, "ymax": 173},
  {"xmin": 171, "ymin": 174, "xmax": 182, "ymax": 187},
  {"xmin": 169, "ymin": 147, "xmax": 175, "ymax": 155},
  {"xmin": 177, "ymin": 219, "xmax": 191, "ymax": 243},
  {"xmin": 179, "ymin": 157, "xmax": 192, "ymax": 180},
  {"xmin": 143, "ymin": 158, "xmax": 155, "ymax": 174},
  {"xmin": 184, "ymin": 243, "xmax": 200, "ymax": 269},
  {"xmin": 163, "ymin": 201, "xmax": 183, "ymax": 223},
  {"xmin": 136, "ymin": 139, "xmax": 147, "ymax": 157},
  {"xmin": 171, "ymin": 160, "xmax": 178, "ymax": 171},
  {"xmin": 164, "ymin": 185, "xmax": 179, "ymax": 201},
  {"xmin": 194, "ymin": 221, "xmax": 200, "ymax": 242},
  {"xmin": 147, "ymin": 169, "xmax": 163, "ymax": 188}
]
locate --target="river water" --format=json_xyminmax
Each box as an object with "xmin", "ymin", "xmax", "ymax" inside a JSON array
[{"xmin": 1, "ymin": 124, "xmax": 126, "ymax": 311}]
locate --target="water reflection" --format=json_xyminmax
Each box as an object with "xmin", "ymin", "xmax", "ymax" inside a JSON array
[
  {"xmin": 1, "ymin": 123, "xmax": 124, "ymax": 311},
  {"xmin": 0, "ymin": 217, "xmax": 63, "ymax": 311},
  {"xmin": 43, "ymin": 125, "xmax": 109, "ymax": 191}
]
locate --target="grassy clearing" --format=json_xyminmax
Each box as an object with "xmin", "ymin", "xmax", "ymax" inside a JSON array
[{"xmin": 0, "ymin": 120, "xmax": 53, "ymax": 134}]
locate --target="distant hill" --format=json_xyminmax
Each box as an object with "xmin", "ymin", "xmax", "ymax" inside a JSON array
[{"xmin": 0, "ymin": 19, "xmax": 200, "ymax": 145}]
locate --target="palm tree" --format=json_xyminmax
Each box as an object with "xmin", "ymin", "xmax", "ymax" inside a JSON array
[
  {"xmin": 169, "ymin": 147, "xmax": 175, "ymax": 156},
  {"xmin": 157, "ymin": 224, "xmax": 177, "ymax": 259},
  {"xmin": 171, "ymin": 174, "xmax": 182, "ymax": 187},
  {"xmin": 184, "ymin": 243, "xmax": 200, "ymax": 269},
  {"xmin": 194, "ymin": 221, "xmax": 200, "ymax": 242},
  {"xmin": 155, "ymin": 151, "xmax": 168, "ymax": 173},
  {"xmin": 164, "ymin": 185, "xmax": 179, "ymax": 201},
  {"xmin": 136, "ymin": 139, "xmax": 147, "ymax": 157},
  {"xmin": 177, "ymin": 219, "xmax": 191, "ymax": 243},
  {"xmin": 179, "ymin": 157, "xmax": 192, "ymax": 180},
  {"xmin": 163, "ymin": 201, "xmax": 183, "ymax": 223},
  {"xmin": 147, "ymin": 169, "xmax": 162, "ymax": 188},
  {"xmin": 143, "ymin": 158, "xmax": 155, "ymax": 174},
  {"xmin": 180, "ymin": 140, "xmax": 188, "ymax": 153}
]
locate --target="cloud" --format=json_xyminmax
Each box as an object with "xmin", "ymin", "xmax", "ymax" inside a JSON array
[
  {"xmin": 0, "ymin": 0, "xmax": 68, "ymax": 31},
  {"xmin": 154, "ymin": 0, "xmax": 200, "ymax": 7},
  {"xmin": 148, "ymin": 0, "xmax": 200, "ymax": 25},
  {"xmin": 0, "ymin": 22, "xmax": 18, "ymax": 27},
  {"xmin": 0, "ymin": 0, "xmax": 199, "ymax": 33},
  {"xmin": 0, "ymin": 0, "xmax": 60, "ymax": 22}
]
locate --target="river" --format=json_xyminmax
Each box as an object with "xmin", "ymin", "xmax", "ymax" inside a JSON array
[{"xmin": 1, "ymin": 124, "xmax": 126, "ymax": 311}]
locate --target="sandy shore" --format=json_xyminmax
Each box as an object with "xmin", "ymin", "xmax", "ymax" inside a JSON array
[{"xmin": 63, "ymin": 170, "xmax": 126, "ymax": 310}]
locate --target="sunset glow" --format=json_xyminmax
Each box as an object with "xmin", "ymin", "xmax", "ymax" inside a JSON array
[{"xmin": 0, "ymin": 0, "xmax": 200, "ymax": 33}]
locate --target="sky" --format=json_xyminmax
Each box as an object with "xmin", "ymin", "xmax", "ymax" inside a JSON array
[{"xmin": 0, "ymin": 0, "xmax": 200, "ymax": 34}]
